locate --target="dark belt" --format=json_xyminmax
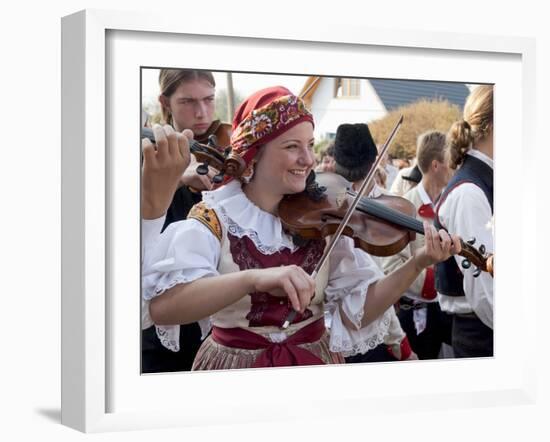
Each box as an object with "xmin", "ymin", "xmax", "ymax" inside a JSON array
[
  {"xmin": 399, "ymin": 297, "xmax": 428, "ymax": 311},
  {"xmin": 454, "ymin": 312, "xmax": 479, "ymax": 319}
]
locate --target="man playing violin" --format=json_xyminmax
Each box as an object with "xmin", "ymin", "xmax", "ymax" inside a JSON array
[
  {"xmin": 141, "ymin": 69, "xmax": 232, "ymax": 373},
  {"xmin": 140, "ymin": 86, "xmax": 462, "ymax": 370}
]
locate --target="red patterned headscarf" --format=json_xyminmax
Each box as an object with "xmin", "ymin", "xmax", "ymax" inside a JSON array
[{"xmin": 230, "ymin": 86, "xmax": 314, "ymax": 167}]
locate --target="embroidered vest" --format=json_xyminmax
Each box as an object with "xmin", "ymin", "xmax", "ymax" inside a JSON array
[
  {"xmin": 434, "ymin": 155, "xmax": 493, "ymax": 297},
  {"xmin": 189, "ymin": 202, "xmax": 329, "ymax": 332}
]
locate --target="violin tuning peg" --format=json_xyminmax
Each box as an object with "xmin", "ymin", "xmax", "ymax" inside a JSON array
[
  {"xmin": 461, "ymin": 259, "xmax": 471, "ymax": 269},
  {"xmin": 196, "ymin": 163, "xmax": 209, "ymax": 175},
  {"xmin": 466, "ymin": 237, "xmax": 476, "ymax": 245},
  {"xmin": 473, "ymin": 268, "xmax": 482, "ymax": 278},
  {"xmin": 212, "ymin": 173, "xmax": 224, "ymax": 184},
  {"xmin": 478, "ymin": 244, "xmax": 486, "ymax": 255},
  {"xmin": 224, "ymin": 147, "xmax": 232, "ymax": 156},
  {"xmin": 207, "ymin": 134, "xmax": 219, "ymax": 147}
]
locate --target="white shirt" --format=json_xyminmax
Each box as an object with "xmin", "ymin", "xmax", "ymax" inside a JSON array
[
  {"xmin": 437, "ymin": 150, "xmax": 494, "ymax": 328},
  {"xmin": 390, "ymin": 165, "xmax": 417, "ymax": 196},
  {"xmin": 141, "ymin": 180, "xmax": 386, "ymax": 354},
  {"xmin": 384, "ymin": 163, "xmax": 399, "ymax": 190}
]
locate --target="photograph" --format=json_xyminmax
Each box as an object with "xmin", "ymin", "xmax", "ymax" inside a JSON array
[
  {"xmin": 140, "ymin": 68, "xmax": 494, "ymax": 374},
  {"xmin": 56, "ymin": 5, "xmax": 544, "ymax": 435}
]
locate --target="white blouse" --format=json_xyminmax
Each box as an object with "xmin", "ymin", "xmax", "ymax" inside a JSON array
[{"xmin": 141, "ymin": 180, "xmax": 384, "ymax": 354}]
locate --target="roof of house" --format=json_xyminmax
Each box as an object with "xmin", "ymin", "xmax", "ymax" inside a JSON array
[
  {"xmin": 368, "ymin": 79, "xmax": 470, "ymax": 111},
  {"xmin": 299, "ymin": 76, "xmax": 322, "ymax": 108}
]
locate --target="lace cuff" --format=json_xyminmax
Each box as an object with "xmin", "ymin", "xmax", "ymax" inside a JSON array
[
  {"xmin": 324, "ymin": 237, "xmax": 386, "ymax": 357},
  {"xmin": 154, "ymin": 318, "xmax": 212, "ymax": 353},
  {"xmin": 328, "ymin": 299, "xmax": 393, "ymax": 357}
]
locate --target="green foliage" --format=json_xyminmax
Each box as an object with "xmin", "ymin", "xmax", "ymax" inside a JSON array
[
  {"xmin": 215, "ymin": 89, "xmax": 245, "ymax": 123},
  {"xmin": 368, "ymin": 99, "xmax": 462, "ymax": 159},
  {"xmin": 314, "ymin": 139, "xmax": 331, "ymax": 156},
  {"xmin": 142, "ymin": 97, "xmax": 162, "ymax": 125}
]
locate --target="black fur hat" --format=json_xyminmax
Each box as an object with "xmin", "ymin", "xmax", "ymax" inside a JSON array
[{"xmin": 333, "ymin": 123, "xmax": 378, "ymax": 182}]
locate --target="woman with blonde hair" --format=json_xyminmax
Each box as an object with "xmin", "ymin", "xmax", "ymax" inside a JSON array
[
  {"xmin": 142, "ymin": 86, "xmax": 461, "ymax": 370},
  {"xmin": 434, "ymin": 85, "xmax": 494, "ymax": 358}
]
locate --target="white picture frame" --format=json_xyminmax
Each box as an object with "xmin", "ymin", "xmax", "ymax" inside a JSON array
[{"xmin": 61, "ymin": 9, "xmax": 537, "ymax": 433}]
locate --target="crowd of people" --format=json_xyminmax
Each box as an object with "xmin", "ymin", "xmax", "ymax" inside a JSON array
[{"xmin": 140, "ymin": 69, "xmax": 494, "ymax": 372}]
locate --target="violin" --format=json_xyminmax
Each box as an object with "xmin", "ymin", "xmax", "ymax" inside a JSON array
[
  {"xmin": 279, "ymin": 171, "xmax": 494, "ymax": 277},
  {"xmin": 194, "ymin": 120, "xmax": 232, "ymax": 149},
  {"xmin": 141, "ymin": 126, "xmax": 245, "ymax": 183}
]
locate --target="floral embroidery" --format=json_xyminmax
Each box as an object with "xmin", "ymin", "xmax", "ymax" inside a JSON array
[
  {"xmin": 187, "ymin": 202, "xmax": 222, "ymax": 242},
  {"xmin": 231, "ymin": 95, "xmax": 312, "ymax": 155},
  {"xmin": 250, "ymin": 114, "xmax": 272, "ymax": 139}
]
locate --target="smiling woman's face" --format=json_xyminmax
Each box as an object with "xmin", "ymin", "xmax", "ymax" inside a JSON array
[{"xmin": 252, "ymin": 121, "xmax": 316, "ymax": 197}]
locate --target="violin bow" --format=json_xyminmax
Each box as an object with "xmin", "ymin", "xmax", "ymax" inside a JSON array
[{"xmin": 281, "ymin": 115, "xmax": 404, "ymax": 329}]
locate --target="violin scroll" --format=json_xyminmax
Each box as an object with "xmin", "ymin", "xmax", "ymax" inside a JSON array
[
  {"xmin": 458, "ymin": 239, "xmax": 494, "ymax": 277},
  {"xmin": 141, "ymin": 127, "xmax": 246, "ymax": 181}
]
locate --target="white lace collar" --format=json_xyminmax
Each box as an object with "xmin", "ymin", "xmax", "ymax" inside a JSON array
[{"xmin": 202, "ymin": 180, "xmax": 296, "ymax": 254}]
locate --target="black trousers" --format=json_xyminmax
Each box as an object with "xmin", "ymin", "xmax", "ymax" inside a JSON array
[
  {"xmin": 344, "ymin": 343, "xmax": 398, "ymax": 364},
  {"xmin": 397, "ymin": 301, "xmax": 452, "ymax": 360},
  {"xmin": 141, "ymin": 322, "xmax": 203, "ymax": 373},
  {"xmin": 451, "ymin": 313, "xmax": 493, "ymax": 358}
]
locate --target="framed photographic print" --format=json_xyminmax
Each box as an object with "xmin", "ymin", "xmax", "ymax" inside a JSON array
[{"xmin": 61, "ymin": 9, "xmax": 536, "ymax": 433}]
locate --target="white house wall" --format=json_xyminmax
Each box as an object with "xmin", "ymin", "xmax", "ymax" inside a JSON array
[{"xmin": 309, "ymin": 77, "xmax": 388, "ymax": 140}]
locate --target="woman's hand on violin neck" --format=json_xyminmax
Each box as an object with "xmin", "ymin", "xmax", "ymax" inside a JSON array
[
  {"xmin": 141, "ymin": 125, "xmax": 192, "ymax": 219},
  {"xmin": 250, "ymin": 265, "xmax": 315, "ymax": 314},
  {"xmin": 413, "ymin": 221, "xmax": 462, "ymax": 270}
]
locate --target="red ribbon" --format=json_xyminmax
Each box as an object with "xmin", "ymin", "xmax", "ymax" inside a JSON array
[
  {"xmin": 387, "ymin": 335, "xmax": 413, "ymax": 360},
  {"xmin": 421, "ymin": 266, "xmax": 437, "ymax": 300},
  {"xmin": 212, "ymin": 318, "xmax": 326, "ymax": 367},
  {"xmin": 418, "ymin": 203, "xmax": 435, "ymax": 219}
]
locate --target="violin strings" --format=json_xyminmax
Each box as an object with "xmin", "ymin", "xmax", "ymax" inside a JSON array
[
  {"xmin": 355, "ymin": 198, "xmax": 482, "ymax": 263},
  {"xmin": 356, "ymin": 198, "xmax": 424, "ymax": 234}
]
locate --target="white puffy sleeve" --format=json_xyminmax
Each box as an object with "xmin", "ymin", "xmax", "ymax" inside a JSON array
[
  {"xmin": 141, "ymin": 215, "xmax": 166, "ymax": 262},
  {"xmin": 141, "ymin": 218, "xmax": 221, "ymax": 351},
  {"xmin": 324, "ymin": 237, "xmax": 385, "ymax": 356}
]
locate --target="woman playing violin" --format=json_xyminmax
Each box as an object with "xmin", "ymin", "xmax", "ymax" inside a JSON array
[
  {"xmin": 435, "ymin": 85, "xmax": 494, "ymax": 358},
  {"xmin": 141, "ymin": 86, "xmax": 461, "ymax": 369}
]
